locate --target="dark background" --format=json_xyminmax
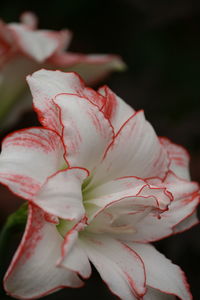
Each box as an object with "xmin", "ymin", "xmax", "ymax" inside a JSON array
[{"xmin": 0, "ymin": 0, "xmax": 200, "ymax": 299}]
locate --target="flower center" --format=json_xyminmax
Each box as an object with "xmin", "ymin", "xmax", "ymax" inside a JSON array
[
  {"xmin": 57, "ymin": 176, "xmax": 138, "ymax": 238},
  {"xmin": 56, "ymin": 176, "xmax": 94, "ymax": 238},
  {"xmin": 57, "ymin": 219, "xmax": 76, "ymax": 237}
]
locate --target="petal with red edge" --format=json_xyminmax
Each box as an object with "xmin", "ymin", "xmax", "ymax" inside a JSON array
[
  {"xmin": 98, "ymin": 85, "xmax": 134, "ymax": 132},
  {"xmin": 48, "ymin": 53, "xmax": 126, "ymax": 85},
  {"xmin": 145, "ymin": 171, "xmax": 199, "ymax": 236},
  {"xmin": 127, "ymin": 243, "xmax": 192, "ymax": 300},
  {"xmin": 92, "ymin": 110, "xmax": 169, "ymax": 185},
  {"xmin": 80, "ymin": 233, "xmax": 146, "ymax": 300},
  {"xmin": 58, "ymin": 220, "xmax": 91, "ymax": 279},
  {"xmin": 27, "ymin": 69, "xmax": 104, "ymax": 132},
  {"xmin": 43, "ymin": 29, "xmax": 73, "ymax": 53},
  {"xmin": 4, "ymin": 205, "xmax": 83, "ymax": 300},
  {"xmin": 87, "ymin": 203, "xmax": 152, "ymax": 236},
  {"xmin": 0, "ymin": 128, "xmax": 64, "ymax": 200},
  {"xmin": 85, "ymin": 176, "xmax": 171, "ymax": 220},
  {"xmin": 60, "ymin": 241, "xmax": 92, "ymax": 279},
  {"xmin": 147, "ymin": 171, "xmax": 199, "ymax": 200},
  {"xmin": 87, "ymin": 182, "xmax": 171, "ymax": 236},
  {"xmin": 54, "ymin": 93, "xmax": 113, "ymax": 171},
  {"xmin": 131, "ymin": 193, "xmax": 199, "ymax": 242},
  {"xmin": 33, "ymin": 168, "xmax": 88, "ymax": 221},
  {"xmin": 8, "ymin": 24, "xmax": 58, "ymax": 62},
  {"xmin": 160, "ymin": 138, "xmax": 190, "ymax": 180},
  {"xmin": 85, "ymin": 176, "xmax": 147, "ymax": 204},
  {"xmin": 164, "ymin": 193, "xmax": 199, "ymax": 234},
  {"xmin": 173, "ymin": 209, "xmax": 199, "ymax": 234}
]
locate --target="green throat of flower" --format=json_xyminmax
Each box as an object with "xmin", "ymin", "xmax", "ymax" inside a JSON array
[{"xmin": 56, "ymin": 176, "xmax": 95, "ymax": 238}]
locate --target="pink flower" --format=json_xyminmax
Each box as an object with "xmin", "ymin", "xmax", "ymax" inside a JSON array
[
  {"xmin": 0, "ymin": 69, "xmax": 199, "ymax": 300},
  {"xmin": 0, "ymin": 12, "xmax": 125, "ymax": 128}
]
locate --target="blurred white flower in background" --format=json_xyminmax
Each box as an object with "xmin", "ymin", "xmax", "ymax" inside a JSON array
[{"xmin": 0, "ymin": 12, "xmax": 125, "ymax": 129}]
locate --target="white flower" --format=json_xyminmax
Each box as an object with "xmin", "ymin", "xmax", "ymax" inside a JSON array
[{"xmin": 0, "ymin": 69, "xmax": 199, "ymax": 299}]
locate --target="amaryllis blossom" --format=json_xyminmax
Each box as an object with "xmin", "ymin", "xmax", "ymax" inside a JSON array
[
  {"xmin": 0, "ymin": 12, "xmax": 125, "ymax": 129},
  {"xmin": 0, "ymin": 69, "xmax": 199, "ymax": 300}
]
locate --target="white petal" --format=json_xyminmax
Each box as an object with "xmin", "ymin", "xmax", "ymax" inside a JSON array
[
  {"xmin": 134, "ymin": 172, "xmax": 200, "ymax": 241},
  {"xmin": 173, "ymin": 210, "xmax": 199, "ymax": 233},
  {"xmin": 130, "ymin": 193, "xmax": 199, "ymax": 242},
  {"xmin": 165, "ymin": 193, "xmax": 199, "ymax": 234},
  {"xmin": 160, "ymin": 138, "xmax": 190, "ymax": 180},
  {"xmin": 54, "ymin": 93, "xmax": 113, "ymax": 171},
  {"xmin": 58, "ymin": 221, "xmax": 91, "ymax": 279},
  {"xmin": 60, "ymin": 241, "xmax": 92, "ymax": 279},
  {"xmin": 114, "ymin": 177, "xmax": 199, "ymax": 243},
  {"xmin": 127, "ymin": 243, "xmax": 192, "ymax": 300},
  {"xmin": 4, "ymin": 205, "xmax": 83, "ymax": 300},
  {"xmin": 85, "ymin": 176, "xmax": 146, "ymax": 205},
  {"xmin": 86, "ymin": 178, "xmax": 171, "ymax": 237},
  {"xmin": 49, "ymin": 53, "xmax": 126, "ymax": 85},
  {"xmin": 87, "ymin": 205, "xmax": 151, "ymax": 236},
  {"xmin": 34, "ymin": 168, "xmax": 88, "ymax": 221},
  {"xmin": 27, "ymin": 69, "xmax": 104, "ymax": 132},
  {"xmin": 147, "ymin": 171, "xmax": 199, "ymax": 201},
  {"xmin": 98, "ymin": 85, "xmax": 134, "ymax": 132},
  {"xmin": 85, "ymin": 175, "xmax": 171, "ymax": 221},
  {"xmin": 81, "ymin": 233, "xmax": 146, "ymax": 300},
  {"xmin": 92, "ymin": 110, "xmax": 168, "ymax": 185},
  {"xmin": 44, "ymin": 29, "xmax": 73, "ymax": 52},
  {"xmin": 19, "ymin": 13, "xmax": 71, "ymax": 51},
  {"xmin": 0, "ymin": 128, "xmax": 64, "ymax": 200},
  {"xmin": 8, "ymin": 24, "xmax": 58, "ymax": 62},
  {"xmin": 126, "ymin": 214, "xmax": 172, "ymax": 243}
]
